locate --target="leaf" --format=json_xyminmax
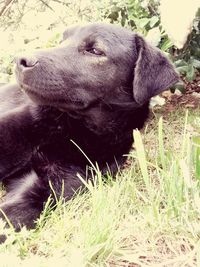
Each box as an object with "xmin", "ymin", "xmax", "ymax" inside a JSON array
[
  {"xmin": 146, "ymin": 27, "xmax": 161, "ymax": 46},
  {"xmin": 174, "ymin": 59, "xmax": 187, "ymax": 68},
  {"xmin": 150, "ymin": 16, "xmax": 159, "ymax": 28},
  {"xmin": 137, "ymin": 17, "xmax": 150, "ymax": 28},
  {"xmin": 160, "ymin": 38, "xmax": 173, "ymax": 51},
  {"xmin": 186, "ymin": 64, "xmax": 195, "ymax": 81},
  {"xmin": 176, "ymin": 65, "xmax": 189, "ymax": 75},
  {"xmin": 192, "ymin": 59, "xmax": 200, "ymax": 69}
]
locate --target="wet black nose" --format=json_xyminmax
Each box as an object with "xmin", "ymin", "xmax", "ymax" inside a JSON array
[{"xmin": 16, "ymin": 56, "xmax": 38, "ymax": 68}]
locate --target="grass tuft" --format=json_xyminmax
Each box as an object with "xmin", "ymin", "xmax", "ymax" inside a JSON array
[{"xmin": 0, "ymin": 108, "xmax": 200, "ymax": 266}]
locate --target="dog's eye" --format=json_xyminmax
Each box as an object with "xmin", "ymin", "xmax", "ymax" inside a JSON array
[{"xmin": 85, "ymin": 47, "xmax": 104, "ymax": 56}]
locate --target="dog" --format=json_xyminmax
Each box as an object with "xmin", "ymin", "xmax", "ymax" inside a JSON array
[{"xmin": 0, "ymin": 23, "xmax": 179, "ymax": 232}]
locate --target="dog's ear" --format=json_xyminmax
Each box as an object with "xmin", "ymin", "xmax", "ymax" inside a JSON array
[
  {"xmin": 133, "ymin": 35, "xmax": 179, "ymax": 105},
  {"xmin": 62, "ymin": 25, "xmax": 80, "ymax": 41}
]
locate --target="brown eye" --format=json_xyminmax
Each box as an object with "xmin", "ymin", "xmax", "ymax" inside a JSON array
[{"xmin": 85, "ymin": 47, "xmax": 104, "ymax": 56}]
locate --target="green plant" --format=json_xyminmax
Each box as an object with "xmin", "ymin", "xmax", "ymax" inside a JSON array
[
  {"xmin": 105, "ymin": 0, "xmax": 200, "ymax": 82},
  {"xmin": 173, "ymin": 17, "xmax": 200, "ymax": 81},
  {"xmin": 103, "ymin": 0, "xmax": 171, "ymax": 50}
]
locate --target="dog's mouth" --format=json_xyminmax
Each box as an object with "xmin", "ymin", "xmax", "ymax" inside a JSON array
[
  {"xmin": 18, "ymin": 83, "xmax": 94, "ymax": 112},
  {"xmin": 15, "ymin": 64, "xmax": 99, "ymax": 112}
]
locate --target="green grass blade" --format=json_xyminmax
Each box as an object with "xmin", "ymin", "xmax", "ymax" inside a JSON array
[
  {"xmin": 133, "ymin": 129, "xmax": 150, "ymax": 189},
  {"xmin": 158, "ymin": 117, "xmax": 166, "ymax": 170},
  {"xmin": 192, "ymin": 136, "xmax": 200, "ymax": 180}
]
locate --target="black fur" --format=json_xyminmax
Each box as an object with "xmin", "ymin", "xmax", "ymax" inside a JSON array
[{"xmin": 0, "ymin": 23, "xmax": 179, "ymax": 231}]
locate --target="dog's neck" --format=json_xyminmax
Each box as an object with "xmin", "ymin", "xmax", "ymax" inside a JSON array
[
  {"xmin": 32, "ymin": 102, "xmax": 149, "ymax": 140},
  {"xmin": 27, "ymin": 103, "xmax": 149, "ymax": 174}
]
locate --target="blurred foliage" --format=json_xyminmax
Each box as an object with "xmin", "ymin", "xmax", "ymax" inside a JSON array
[
  {"xmin": 104, "ymin": 0, "xmax": 200, "ymax": 82},
  {"xmin": 174, "ymin": 17, "xmax": 200, "ymax": 81},
  {"xmin": 0, "ymin": 0, "xmax": 200, "ymax": 83}
]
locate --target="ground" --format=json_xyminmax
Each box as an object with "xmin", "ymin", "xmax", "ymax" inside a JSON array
[{"xmin": 163, "ymin": 75, "xmax": 200, "ymax": 112}]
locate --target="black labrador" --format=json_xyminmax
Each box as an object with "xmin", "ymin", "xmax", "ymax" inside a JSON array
[{"xmin": 0, "ymin": 23, "xmax": 179, "ymax": 231}]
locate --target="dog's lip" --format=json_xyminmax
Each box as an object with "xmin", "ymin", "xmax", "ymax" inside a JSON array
[
  {"xmin": 17, "ymin": 63, "xmax": 38, "ymax": 72},
  {"xmin": 15, "ymin": 64, "xmax": 37, "ymax": 78}
]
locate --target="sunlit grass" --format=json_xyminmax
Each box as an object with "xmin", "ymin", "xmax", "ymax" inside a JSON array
[{"xmin": 0, "ymin": 108, "xmax": 199, "ymax": 267}]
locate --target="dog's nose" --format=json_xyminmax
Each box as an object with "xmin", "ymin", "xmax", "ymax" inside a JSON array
[{"xmin": 16, "ymin": 56, "xmax": 38, "ymax": 69}]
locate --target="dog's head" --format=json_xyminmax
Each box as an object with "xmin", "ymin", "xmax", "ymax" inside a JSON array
[{"xmin": 16, "ymin": 23, "xmax": 179, "ymax": 131}]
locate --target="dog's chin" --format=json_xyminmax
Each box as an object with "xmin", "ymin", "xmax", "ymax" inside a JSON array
[{"xmin": 19, "ymin": 83, "xmax": 91, "ymax": 112}]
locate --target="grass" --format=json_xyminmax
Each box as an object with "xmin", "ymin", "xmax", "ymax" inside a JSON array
[{"xmin": 0, "ymin": 107, "xmax": 200, "ymax": 267}]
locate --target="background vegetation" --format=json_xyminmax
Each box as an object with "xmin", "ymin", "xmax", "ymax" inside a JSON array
[{"xmin": 0, "ymin": 0, "xmax": 200, "ymax": 82}]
